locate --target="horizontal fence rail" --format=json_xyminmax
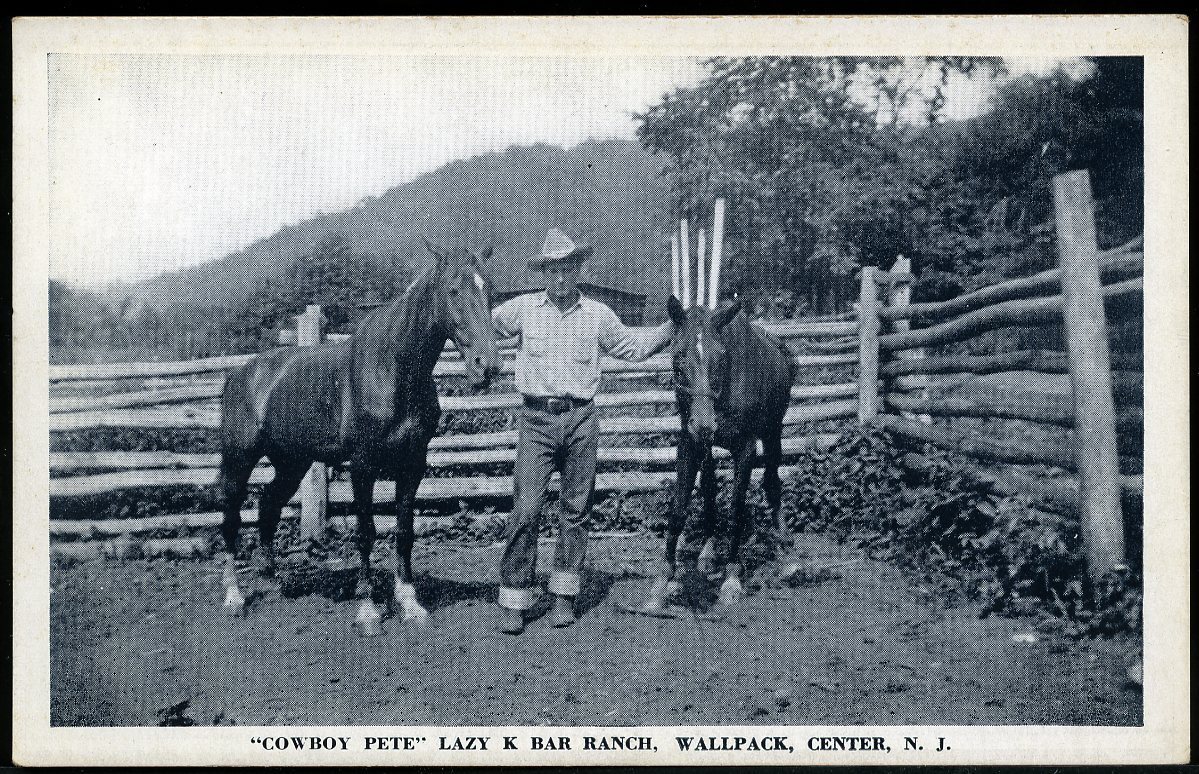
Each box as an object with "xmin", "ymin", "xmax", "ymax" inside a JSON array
[
  {"xmin": 49, "ymin": 380, "xmax": 859, "ymax": 418},
  {"xmin": 49, "ymin": 320, "xmax": 858, "ymax": 383},
  {"xmin": 880, "ymin": 278, "xmax": 1142, "ymax": 353},
  {"xmin": 879, "ymin": 241, "xmax": 1142, "ymax": 324},
  {"xmin": 879, "ymin": 348, "xmax": 1142, "ymax": 379},
  {"xmin": 44, "ymin": 347, "xmax": 856, "ymax": 386},
  {"xmin": 54, "ymin": 433, "xmax": 843, "ymax": 475},
  {"xmin": 52, "ymin": 456, "xmax": 826, "ymax": 504},
  {"xmin": 884, "ymin": 391, "xmax": 1143, "ymax": 433},
  {"xmin": 49, "ymin": 394, "xmax": 858, "ymax": 435}
]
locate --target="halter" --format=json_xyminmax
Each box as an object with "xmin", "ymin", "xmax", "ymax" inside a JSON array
[{"xmin": 671, "ymin": 377, "xmax": 719, "ymax": 400}]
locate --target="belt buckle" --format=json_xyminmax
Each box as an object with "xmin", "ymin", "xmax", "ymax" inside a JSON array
[{"xmin": 547, "ymin": 397, "xmax": 568, "ymax": 414}]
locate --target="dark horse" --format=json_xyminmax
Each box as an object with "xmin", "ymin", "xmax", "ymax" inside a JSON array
[
  {"xmin": 217, "ymin": 241, "xmax": 499, "ymax": 626},
  {"xmin": 644, "ymin": 296, "xmax": 798, "ymax": 610}
]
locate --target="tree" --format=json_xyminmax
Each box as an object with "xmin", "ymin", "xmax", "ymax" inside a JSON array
[
  {"xmin": 636, "ymin": 56, "xmax": 1141, "ymax": 317},
  {"xmin": 636, "ymin": 56, "xmax": 999, "ymax": 313},
  {"xmin": 49, "ymin": 279, "xmax": 77, "ymax": 348}
]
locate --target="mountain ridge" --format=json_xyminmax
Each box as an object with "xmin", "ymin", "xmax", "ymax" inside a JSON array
[{"xmin": 134, "ymin": 139, "xmax": 675, "ymax": 313}]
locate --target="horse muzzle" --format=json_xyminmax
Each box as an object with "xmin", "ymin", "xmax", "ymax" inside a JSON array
[{"xmin": 463, "ymin": 353, "xmax": 499, "ymax": 390}]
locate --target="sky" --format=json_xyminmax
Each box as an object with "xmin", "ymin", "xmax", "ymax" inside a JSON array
[{"xmin": 48, "ymin": 55, "xmax": 1078, "ymax": 287}]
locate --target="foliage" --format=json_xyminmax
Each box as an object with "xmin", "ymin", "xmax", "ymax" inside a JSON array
[
  {"xmin": 51, "ymin": 427, "xmax": 221, "ymax": 453},
  {"xmin": 636, "ymin": 56, "xmax": 1143, "ymax": 317},
  {"xmin": 780, "ymin": 426, "xmax": 1141, "ymax": 636}
]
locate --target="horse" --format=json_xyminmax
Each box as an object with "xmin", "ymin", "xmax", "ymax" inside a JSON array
[
  {"xmin": 644, "ymin": 296, "xmax": 798, "ymax": 611},
  {"xmin": 216, "ymin": 240, "xmax": 500, "ymax": 628}
]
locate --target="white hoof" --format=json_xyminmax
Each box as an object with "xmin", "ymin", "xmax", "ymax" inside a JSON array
[
  {"xmin": 355, "ymin": 600, "xmax": 383, "ymax": 637},
  {"xmin": 223, "ymin": 586, "xmax": 246, "ymax": 615},
  {"xmin": 717, "ymin": 576, "xmax": 743, "ymax": 607},
  {"xmin": 395, "ymin": 583, "xmax": 429, "ymax": 623}
]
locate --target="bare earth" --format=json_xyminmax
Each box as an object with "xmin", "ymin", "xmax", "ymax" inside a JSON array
[{"xmin": 50, "ymin": 532, "xmax": 1140, "ymax": 727}]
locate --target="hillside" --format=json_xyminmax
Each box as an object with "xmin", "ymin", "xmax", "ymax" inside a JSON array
[{"xmin": 135, "ymin": 139, "xmax": 675, "ymax": 316}]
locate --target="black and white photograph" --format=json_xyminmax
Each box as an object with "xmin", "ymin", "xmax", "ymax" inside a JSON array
[{"xmin": 13, "ymin": 15, "xmax": 1189, "ymax": 766}]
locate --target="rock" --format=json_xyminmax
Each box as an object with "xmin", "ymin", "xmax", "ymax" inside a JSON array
[
  {"xmin": 1012, "ymin": 632, "xmax": 1039, "ymax": 644},
  {"xmin": 1126, "ymin": 656, "xmax": 1143, "ymax": 687},
  {"xmin": 156, "ymin": 699, "xmax": 197, "ymax": 726},
  {"xmin": 142, "ymin": 537, "xmax": 209, "ymax": 560}
]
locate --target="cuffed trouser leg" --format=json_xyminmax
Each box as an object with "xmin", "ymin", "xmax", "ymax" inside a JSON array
[
  {"xmin": 499, "ymin": 407, "xmax": 555, "ymax": 609},
  {"xmin": 497, "ymin": 586, "xmax": 536, "ymax": 611},
  {"xmin": 551, "ymin": 404, "xmax": 596, "ymax": 596},
  {"xmin": 548, "ymin": 571, "xmax": 580, "ymax": 597}
]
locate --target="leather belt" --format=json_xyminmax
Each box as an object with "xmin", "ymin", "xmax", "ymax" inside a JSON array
[{"xmin": 523, "ymin": 394, "xmax": 592, "ymax": 414}]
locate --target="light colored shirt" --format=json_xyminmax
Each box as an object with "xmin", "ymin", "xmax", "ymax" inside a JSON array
[{"xmin": 492, "ymin": 291, "xmax": 675, "ymax": 401}]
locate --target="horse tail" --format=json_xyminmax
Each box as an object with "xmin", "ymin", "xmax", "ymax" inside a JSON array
[
  {"xmin": 216, "ymin": 360, "xmax": 258, "ymax": 487},
  {"xmin": 764, "ymin": 327, "xmax": 799, "ymax": 386}
]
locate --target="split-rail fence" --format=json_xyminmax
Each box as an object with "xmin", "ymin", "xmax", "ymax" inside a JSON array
[{"xmin": 49, "ymin": 170, "xmax": 1142, "ymax": 585}]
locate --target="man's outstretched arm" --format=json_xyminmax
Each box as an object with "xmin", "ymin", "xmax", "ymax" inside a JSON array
[{"xmin": 598, "ymin": 306, "xmax": 675, "ymax": 363}]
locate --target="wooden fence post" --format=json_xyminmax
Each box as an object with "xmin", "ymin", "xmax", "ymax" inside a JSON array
[
  {"xmin": 886, "ymin": 255, "xmax": 931, "ymax": 423},
  {"xmin": 857, "ymin": 266, "xmax": 880, "ymax": 423},
  {"xmin": 298, "ymin": 305, "xmax": 328, "ymax": 539},
  {"xmin": 1052, "ymin": 169, "xmax": 1125, "ymax": 583}
]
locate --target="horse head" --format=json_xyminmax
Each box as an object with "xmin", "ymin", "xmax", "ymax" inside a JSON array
[
  {"xmin": 667, "ymin": 295, "xmax": 741, "ymax": 445},
  {"xmin": 425, "ymin": 238, "xmax": 501, "ymax": 390}
]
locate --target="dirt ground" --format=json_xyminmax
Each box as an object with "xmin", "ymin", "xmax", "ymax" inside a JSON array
[{"xmin": 50, "ymin": 532, "xmax": 1141, "ymax": 727}]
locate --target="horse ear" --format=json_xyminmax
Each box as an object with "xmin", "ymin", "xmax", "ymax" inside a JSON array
[
  {"xmin": 667, "ymin": 295, "xmax": 686, "ymax": 326},
  {"xmin": 477, "ymin": 245, "xmax": 493, "ymax": 264},
  {"xmin": 712, "ymin": 299, "xmax": 742, "ymax": 331}
]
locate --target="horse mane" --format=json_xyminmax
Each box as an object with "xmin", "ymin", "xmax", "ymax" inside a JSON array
[
  {"xmin": 357, "ymin": 263, "xmax": 434, "ymax": 331},
  {"xmin": 352, "ymin": 262, "xmax": 444, "ymax": 379}
]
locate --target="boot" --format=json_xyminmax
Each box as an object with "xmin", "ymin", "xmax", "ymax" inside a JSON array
[
  {"xmin": 497, "ymin": 605, "xmax": 525, "ymax": 635},
  {"xmin": 551, "ymin": 595, "xmax": 577, "ymax": 628}
]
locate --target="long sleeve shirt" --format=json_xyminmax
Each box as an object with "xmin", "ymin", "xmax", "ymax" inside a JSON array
[{"xmin": 492, "ymin": 291, "xmax": 675, "ymax": 401}]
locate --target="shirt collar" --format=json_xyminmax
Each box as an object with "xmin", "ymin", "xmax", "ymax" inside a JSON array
[{"xmin": 537, "ymin": 290, "xmax": 585, "ymax": 316}]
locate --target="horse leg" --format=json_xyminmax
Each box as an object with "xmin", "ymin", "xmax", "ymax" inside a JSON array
[
  {"xmin": 257, "ymin": 459, "xmax": 308, "ymax": 577},
  {"xmin": 761, "ymin": 430, "xmax": 788, "ymax": 539},
  {"xmin": 219, "ymin": 451, "xmax": 257, "ymax": 614},
  {"xmin": 718, "ymin": 440, "xmax": 755, "ymax": 607},
  {"xmin": 696, "ymin": 452, "xmax": 719, "ymax": 576},
  {"xmin": 350, "ymin": 465, "xmax": 383, "ymax": 636},
  {"xmin": 645, "ymin": 434, "xmax": 700, "ymax": 612},
  {"xmin": 392, "ymin": 458, "xmax": 429, "ymax": 623}
]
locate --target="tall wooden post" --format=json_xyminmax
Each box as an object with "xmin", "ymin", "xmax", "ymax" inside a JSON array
[
  {"xmin": 1053, "ymin": 170, "xmax": 1125, "ymax": 582},
  {"xmin": 857, "ymin": 266, "xmax": 880, "ymax": 423},
  {"xmin": 298, "ymin": 305, "xmax": 328, "ymax": 539},
  {"xmin": 886, "ymin": 255, "xmax": 931, "ymax": 423}
]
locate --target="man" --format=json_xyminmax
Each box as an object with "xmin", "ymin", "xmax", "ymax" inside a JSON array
[{"xmin": 491, "ymin": 228, "xmax": 676, "ymax": 634}]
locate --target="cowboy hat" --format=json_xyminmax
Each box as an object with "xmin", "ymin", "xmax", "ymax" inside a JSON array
[{"xmin": 528, "ymin": 228, "xmax": 592, "ymax": 270}]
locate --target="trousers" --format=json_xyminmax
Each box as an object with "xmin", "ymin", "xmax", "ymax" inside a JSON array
[{"xmin": 497, "ymin": 401, "xmax": 597, "ymax": 610}]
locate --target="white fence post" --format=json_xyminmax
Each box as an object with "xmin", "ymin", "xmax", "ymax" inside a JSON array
[
  {"xmin": 1052, "ymin": 169, "xmax": 1125, "ymax": 584},
  {"xmin": 298, "ymin": 305, "xmax": 328, "ymax": 539},
  {"xmin": 857, "ymin": 266, "xmax": 880, "ymax": 423}
]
